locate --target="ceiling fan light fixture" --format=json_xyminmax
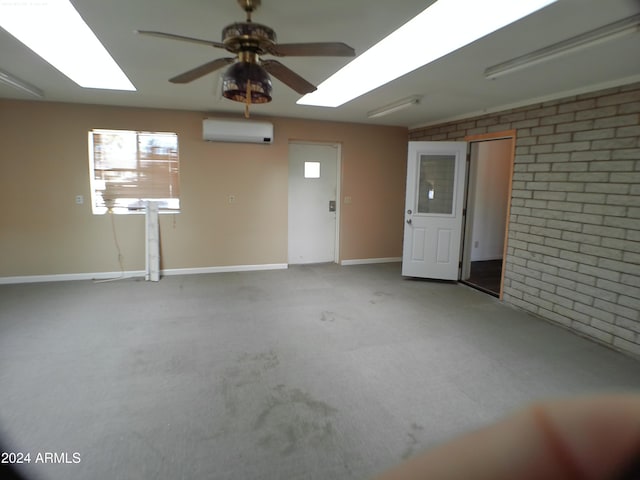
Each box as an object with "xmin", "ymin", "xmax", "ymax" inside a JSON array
[
  {"xmin": 138, "ymin": 0, "xmax": 355, "ymax": 110},
  {"xmin": 222, "ymin": 62, "xmax": 273, "ymax": 104}
]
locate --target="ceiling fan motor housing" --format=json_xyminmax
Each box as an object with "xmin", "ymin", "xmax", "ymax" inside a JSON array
[{"xmin": 222, "ymin": 22, "xmax": 276, "ymax": 54}]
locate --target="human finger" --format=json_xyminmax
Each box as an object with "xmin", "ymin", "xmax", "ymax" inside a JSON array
[{"xmin": 373, "ymin": 394, "xmax": 640, "ymax": 480}]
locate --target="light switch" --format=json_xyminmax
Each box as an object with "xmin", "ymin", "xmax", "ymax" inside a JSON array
[{"xmin": 344, "ymin": 196, "xmax": 352, "ymax": 204}]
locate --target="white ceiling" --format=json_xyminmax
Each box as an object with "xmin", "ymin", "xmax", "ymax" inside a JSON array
[{"xmin": 1, "ymin": 0, "xmax": 639, "ymax": 128}]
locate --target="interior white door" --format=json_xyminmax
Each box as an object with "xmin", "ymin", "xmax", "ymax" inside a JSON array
[
  {"xmin": 288, "ymin": 143, "xmax": 339, "ymax": 264},
  {"xmin": 402, "ymin": 141, "xmax": 468, "ymax": 280}
]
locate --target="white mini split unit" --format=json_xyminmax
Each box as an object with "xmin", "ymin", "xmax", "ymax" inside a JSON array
[{"xmin": 202, "ymin": 118, "xmax": 274, "ymax": 144}]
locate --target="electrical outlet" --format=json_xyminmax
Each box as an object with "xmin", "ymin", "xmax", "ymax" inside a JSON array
[{"xmin": 75, "ymin": 195, "xmax": 84, "ymax": 205}]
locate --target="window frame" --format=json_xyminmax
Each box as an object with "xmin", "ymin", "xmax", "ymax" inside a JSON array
[{"xmin": 88, "ymin": 129, "xmax": 180, "ymax": 215}]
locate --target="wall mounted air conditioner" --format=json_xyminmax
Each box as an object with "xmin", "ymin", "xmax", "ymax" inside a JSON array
[{"xmin": 202, "ymin": 118, "xmax": 274, "ymax": 144}]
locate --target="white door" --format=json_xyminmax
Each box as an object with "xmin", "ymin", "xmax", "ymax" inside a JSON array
[
  {"xmin": 288, "ymin": 142, "xmax": 339, "ymax": 264},
  {"xmin": 402, "ymin": 141, "xmax": 467, "ymax": 279}
]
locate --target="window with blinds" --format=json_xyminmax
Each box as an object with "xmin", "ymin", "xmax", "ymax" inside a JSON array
[{"xmin": 88, "ymin": 129, "xmax": 180, "ymax": 214}]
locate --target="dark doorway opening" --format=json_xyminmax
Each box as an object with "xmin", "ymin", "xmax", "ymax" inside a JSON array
[
  {"xmin": 461, "ymin": 133, "xmax": 514, "ymax": 298},
  {"xmin": 466, "ymin": 259, "xmax": 503, "ymax": 297}
]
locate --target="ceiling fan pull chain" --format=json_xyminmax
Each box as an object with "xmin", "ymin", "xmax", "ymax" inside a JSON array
[{"xmin": 245, "ymin": 80, "xmax": 252, "ymax": 118}]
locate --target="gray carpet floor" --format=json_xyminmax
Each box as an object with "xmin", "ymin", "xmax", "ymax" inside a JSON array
[{"xmin": 0, "ymin": 263, "xmax": 639, "ymax": 480}]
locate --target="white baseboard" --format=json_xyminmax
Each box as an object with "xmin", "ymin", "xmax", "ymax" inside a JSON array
[
  {"xmin": 341, "ymin": 257, "xmax": 402, "ymax": 266},
  {"xmin": 0, "ymin": 264, "xmax": 288, "ymax": 285},
  {"xmin": 162, "ymin": 264, "xmax": 288, "ymax": 276},
  {"xmin": 0, "ymin": 270, "xmax": 146, "ymax": 285}
]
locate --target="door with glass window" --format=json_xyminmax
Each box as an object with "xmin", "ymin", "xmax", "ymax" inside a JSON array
[
  {"xmin": 288, "ymin": 142, "xmax": 339, "ymax": 264},
  {"xmin": 402, "ymin": 141, "xmax": 467, "ymax": 279}
]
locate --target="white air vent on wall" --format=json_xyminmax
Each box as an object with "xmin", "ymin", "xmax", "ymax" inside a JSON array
[{"xmin": 202, "ymin": 118, "xmax": 273, "ymax": 144}]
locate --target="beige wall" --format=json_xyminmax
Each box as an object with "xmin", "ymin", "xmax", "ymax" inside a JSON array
[{"xmin": 0, "ymin": 99, "xmax": 408, "ymax": 277}]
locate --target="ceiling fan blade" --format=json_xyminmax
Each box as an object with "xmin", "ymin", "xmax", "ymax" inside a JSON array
[
  {"xmin": 170, "ymin": 58, "xmax": 235, "ymax": 84},
  {"xmin": 268, "ymin": 42, "xmax": 355, "ymax": 57},
  {"xmin": 262, "ymin": 60, "xmax": 316, "ymax": 95},
  {"xmin": 136, "ymin": 30, "xmax": 226, "ymax": 49}
]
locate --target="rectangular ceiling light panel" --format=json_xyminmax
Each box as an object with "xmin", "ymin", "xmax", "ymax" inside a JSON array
[
  {"xmin": 298, "ymin": 0, "xmax": 557, "ymax": 107},
  {"xmin": 0, "ymin": 0, "xmax": 135, "ymax": 90}
]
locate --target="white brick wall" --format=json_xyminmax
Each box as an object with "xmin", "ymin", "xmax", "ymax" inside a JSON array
[{"xmin": 410, "ymin": 82, "xmax": 640, "ymax": 357}]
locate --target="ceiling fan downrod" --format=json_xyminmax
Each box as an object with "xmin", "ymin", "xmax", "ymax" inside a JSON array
[{"xmin": 238, "ymin": 0, "xmax": 261, "ymax": 22}]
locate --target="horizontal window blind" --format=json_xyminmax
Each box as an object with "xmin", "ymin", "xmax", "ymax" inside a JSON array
[{"xmin": 89, "ymin": 129, "xmax": 180, "ymax": 214}]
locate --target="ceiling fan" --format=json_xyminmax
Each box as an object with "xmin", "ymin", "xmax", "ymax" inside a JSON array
[{"xmin": 137, "ymin": 0, "xmax": 355, "ymax": 117}]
